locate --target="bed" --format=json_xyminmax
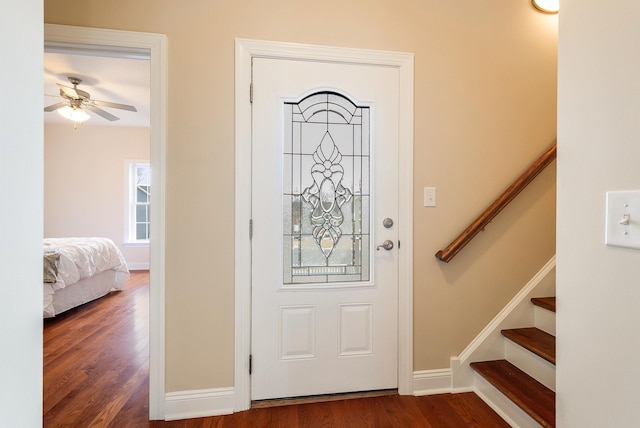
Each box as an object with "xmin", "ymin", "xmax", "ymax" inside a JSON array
[{"xmin": 43, "ymin": 237, "xmax": 130, "ymax": 318}]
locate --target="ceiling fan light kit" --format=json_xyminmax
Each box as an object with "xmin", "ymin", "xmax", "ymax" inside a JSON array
[
  {"xmin": 44, "ymin": 76, "xmax": 137, "ymax": 127},
  {"xmin": 57, "ymin": 105, "xmax": 90, "ymax": 123}
]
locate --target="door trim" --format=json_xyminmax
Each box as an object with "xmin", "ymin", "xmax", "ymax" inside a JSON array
[
  {"xmin": 234, "ymin": 38, "xmax": 414, "ymax": 411},
  {"xmin": 44, "ymin": 24, "xmax": 167, "ymax": 420}
]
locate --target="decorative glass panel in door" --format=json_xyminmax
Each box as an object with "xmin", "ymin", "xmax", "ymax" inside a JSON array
[{"xmin": 283, "ymin": 92, "xmax": 370, "ymax": 285}]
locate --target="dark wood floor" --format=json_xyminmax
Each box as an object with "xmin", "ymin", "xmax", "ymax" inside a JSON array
[
  {"xmin": 44, "ymin": 271, "xmax": 509, "ymax": 427},
  {"xmin": 149, "ymin": 393, "xmax": 510, "ymax": 428},
  {"xmin": 44, "ymin": 270, "xmax": 151, "ymax": 427}
]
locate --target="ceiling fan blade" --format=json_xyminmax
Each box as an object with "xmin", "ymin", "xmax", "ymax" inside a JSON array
[
  {"xmin": 84, "ymin": 103, "xmax": 120, "ymax": 121},
  {"xmin": 92, "ymin": 100, "xmax": 138, "ymax": 112},
  {"xmin": 57, "ymin": 83, "xmax": 79, "ymax": 99},
  {"xmin": 44, "ymin": 101, "xmax": 68, "ymax": 112}
]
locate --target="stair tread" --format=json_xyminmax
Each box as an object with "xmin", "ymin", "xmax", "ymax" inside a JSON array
[
  {"xmin": 502, "ymin": 327, "xmax": 556, "ymax": 365},
  {"xmin": 531, "ymin": 297, "xmax": 556, "ymax": 312},
  {"xmin": 471, "ymin": 359, "xmax": 555, "ymax": 428}
]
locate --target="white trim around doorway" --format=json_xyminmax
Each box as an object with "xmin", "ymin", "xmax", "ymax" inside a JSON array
[
  {"xmin": 44, "ymin": 24, "xmax": 167, "ymax": 420},
  {"xmin": 234, "ymin": 38, "xmax": 414, "ymax": 412}
]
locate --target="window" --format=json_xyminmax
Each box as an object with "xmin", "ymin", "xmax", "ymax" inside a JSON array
[{"xmin": 127, "ymin": 162, "xmax": 151, "ymax": 243}]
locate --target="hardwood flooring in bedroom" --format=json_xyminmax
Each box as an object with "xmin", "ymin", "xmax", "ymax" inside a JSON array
[
  {"xmin": 43, "ymin": 270, "xmax": 508, "ymax": 427},
  {"xmin": 43, "ymin": 270, "xmax": 150, "ymax": 427}
]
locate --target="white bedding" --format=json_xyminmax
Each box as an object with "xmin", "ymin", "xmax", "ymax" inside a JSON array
[{"xmin": 43, "ymin": 237, "xmax": 130, "ymax": 317}]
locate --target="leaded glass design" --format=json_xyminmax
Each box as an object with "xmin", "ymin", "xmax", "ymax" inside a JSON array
[{"xmin": 283, "ymin": 92, "xmax": 370, "ymax": 284}]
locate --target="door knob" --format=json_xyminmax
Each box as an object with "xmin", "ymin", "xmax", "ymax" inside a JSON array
[{"xmin": 376, "ymin": 240, "xmax": 394, "ymax": 251}]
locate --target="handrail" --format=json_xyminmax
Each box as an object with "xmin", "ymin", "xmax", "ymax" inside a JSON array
[{"xmin": 435, "ymin": 141, "xmax": 557, "ymax": 263}]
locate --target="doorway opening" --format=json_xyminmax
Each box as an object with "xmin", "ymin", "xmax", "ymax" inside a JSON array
[
  {"xmin": 234, "ymin": 38, "xmax": 415, "ymax": 411},
  {"xmin": 44, "ymin": 24, "xmax": 167, "ymax": 420}
]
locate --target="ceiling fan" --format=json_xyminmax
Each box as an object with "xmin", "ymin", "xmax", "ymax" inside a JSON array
[{"xmin": 44, "ymin": 76, "xmax": 137, "ymax": 123}]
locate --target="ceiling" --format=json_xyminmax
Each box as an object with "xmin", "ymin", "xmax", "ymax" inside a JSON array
[{"xmin": 44, "ymin": 52, "xmax": 150, "ymax": 128}]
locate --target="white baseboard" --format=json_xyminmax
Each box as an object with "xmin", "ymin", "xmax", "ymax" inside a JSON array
[
  {"xmin": 412, "ymin": 369, "xmax": 452, "ymax": 396},
  {"xmin": 127, "ymin": 262, "xmax": 150, "ymax": 270},
  {"xmin": 165, "ymin": 374, "xmax": 484, "ymax": 421},
  {"xmin": 164, "ymin": 387, "xmax": 235, "ymax": 421}
]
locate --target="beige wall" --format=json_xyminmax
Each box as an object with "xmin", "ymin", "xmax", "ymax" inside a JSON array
[
  {"xmin": 45, "ymin": 0, "xmax": 557, "ymax": 392},
  {"xmin": 44, "ymin": 124, "xmax": 150, "ymax": 268}
]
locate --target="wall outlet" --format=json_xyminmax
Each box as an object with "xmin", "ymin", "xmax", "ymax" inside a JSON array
[{"xmin": 424, "ymin": 187, "xmax": 436, "ymax": 207}]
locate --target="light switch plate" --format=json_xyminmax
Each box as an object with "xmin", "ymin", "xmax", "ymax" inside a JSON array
[
  {"xmin": 424, "ymin": 187, "xmax": 436, "ymax": 207},
  {"xmin": 605, "ymin": 190, "xmax": 640, "ymax": 249}
]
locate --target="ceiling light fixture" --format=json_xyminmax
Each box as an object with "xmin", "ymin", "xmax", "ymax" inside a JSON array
[
  {"xmin": 532, "ymin": 0, "xmax": 559, "ymax": 14},
  {"xmin": 57, "ymin": 105, "xmax": 90, "ymax": 123}
]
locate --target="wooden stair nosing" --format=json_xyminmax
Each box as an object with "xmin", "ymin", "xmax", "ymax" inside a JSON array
[
  {"xmin": 501, "ymin": 327, "xmax": 556, "ymax": 365},
  {"xmin": 471, "ymin": 359, "xmax": 555, "ymax": 428},
  {"xmin": 531, "ymin": 297, "xmax": 556, "ymax": 313}
]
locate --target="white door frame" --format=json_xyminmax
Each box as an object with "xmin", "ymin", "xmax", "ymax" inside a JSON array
[
  {"xmin": 234, "ymin": 38, "xmax": 414, "ymax": 411},
  {"xmin": 44, "ymin": 24, "xmax": 167, "ymax": 420}
]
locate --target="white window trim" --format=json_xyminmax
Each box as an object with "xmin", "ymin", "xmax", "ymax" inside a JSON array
[
  {"xmin": 125, "ymin": 159, "xmax": 151, "ymax": 245},
  {"xmin": 123, "ymin": 241, "xmax": 150, "ymax": 248}
]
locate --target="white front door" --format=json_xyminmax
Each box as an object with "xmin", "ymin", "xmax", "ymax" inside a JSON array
[{"xmin": 251, "ymin": 56, "xmax": 400, "ymax": 401}]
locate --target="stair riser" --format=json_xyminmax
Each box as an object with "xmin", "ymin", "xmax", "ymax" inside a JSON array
[
  {"xmin": 473, "ymin": 372, "xmax": 544, "ymax": 428},
  {"xmin": 504, "ymin": 340, "xmax": 556, "ymax": 391},
  {"xmin": 534, "ymin": 306, "xmax": 555, "ymax": 336}
]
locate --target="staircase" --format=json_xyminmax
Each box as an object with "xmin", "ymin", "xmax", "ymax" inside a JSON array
[{"xmin": 472, "ymin": 297, "xmax": 556, "ymax": 427}]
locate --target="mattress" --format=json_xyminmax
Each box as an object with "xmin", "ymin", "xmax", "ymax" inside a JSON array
[
  {"xmin": 44, "ymin": 270, "xmax": 118, "ymax": 317},
  {"xmin": 43, "ymin": 237, "xmax": 130, "ymax": 317}
]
